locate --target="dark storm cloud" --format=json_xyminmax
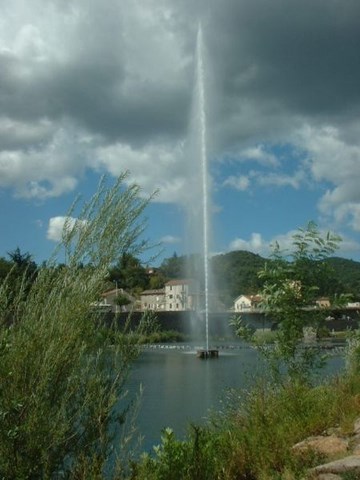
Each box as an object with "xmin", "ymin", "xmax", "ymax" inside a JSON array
[
  {"xmin": 1, "ymin": 0, "xmax": 360, "ymax": 150},
  {"xmin": 208, "ymin": 0, "xmax": 360, "ymax": 119},
  {"xmin": 50, "ymin": 66, "xmax": 190, "ymax": 144},
  {"xmin": 2, "ymin": 0, "xmax": 360, "ymax": 211},
  {"xmin": 1, "ymin": 0, "xmax": 360, "ymax": 253},
  {"xmin": 0, "ymin": 0, "xmax": 193, "ymax": 149}
]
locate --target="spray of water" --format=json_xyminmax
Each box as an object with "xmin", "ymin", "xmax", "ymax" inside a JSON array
[{"xmin": 196, "ymin": 24, "xmax": 210, "ymax": 352}]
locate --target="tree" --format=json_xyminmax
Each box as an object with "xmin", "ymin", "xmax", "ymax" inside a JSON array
[
  {"xmin": 149, "ymin": 273, "xmax": 166, "ymax": 290},
  {"xmin": 115, "ymin": 292, "xmax": 132, "ymax": 308},
  {"xmin": 211, "ymin": 251, "xmax": 266, "ymax": 306},
  {"xmin": 7, "ymin": 247, "xmax": 35, "ymax": 267},
  {"xmin": 0, "ymin": 249, "xmax": 38, "ymax": 323},
  {"xmin": 0, "ymin": 174, "xmax": 154, "ymax": 478},
  {"xmin": 0, "ymin": 257, "xmax": 12, "ymax": 283},
  {"xmin": 233, "ymin": 222, "xmax": 344, "ymax": 383},
  {"xmin": 7, "ymin": 247, "xmax": 38, "ymax": 282},
  {"xmin": 159, "ymin": 252, "xmax": 186, "ymax": 280},
  {"xmin": 109, "ymin": 252, "xmax": 149, "ymax": 293}
]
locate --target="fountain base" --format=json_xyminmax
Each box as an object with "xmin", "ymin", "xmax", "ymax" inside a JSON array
[{"xmin": 196, "ymin": 349, "xmax": 219, "ymax": 359}]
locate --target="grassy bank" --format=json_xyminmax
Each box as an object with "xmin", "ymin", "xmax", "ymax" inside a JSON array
[{"xmin": 130, "ymin": 369, "xmax": 360, "ymax": 479}]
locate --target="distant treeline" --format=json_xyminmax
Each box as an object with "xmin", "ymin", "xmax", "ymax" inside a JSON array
[{"xmin": 1, "ymin": 248, "xmax": 360, "ymax": 308}]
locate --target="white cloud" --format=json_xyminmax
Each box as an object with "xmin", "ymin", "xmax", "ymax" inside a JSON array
[
  {"xmin": 222, "ymin": 175, "xmax": 250, "ymax": 191},
  {"xmin": 299, "ymin": 125, "xmax": 360, "ymax": 187},
  {"xmin": 240, "ymin": 145, "xmax": 280, "ymax": 167},
  {"xmin": 0, "ymin": 125, "xmax": 91, "ymax": 198},
  {"xmin": 330, "ymin": 204, "xmax": 360, "ymax": 232},
  {"xmin": 0, "ymin": 0, "xmax": 192, "ymax": 202},
  {"xmin": 120, "ymin": 0, "xmax": 189, "ymax": 91},
  {"xmin": 229, "ymin": 233, "xmax": 266, "ymax": 255},
  {"xmin": 47, "ymin": 216, "xmax": 87, "ymax": 242},
  {"xmin": 222, "ymin": 168, "xmax": 305, "ymax": 192},
  {"xmin": 0, "ymin": 0, "xmax": 360, "ymax": 257},
  {"xmin": 13, "ymin": 24, "xmax": 47, "ymax": 60},
  {"xmin": 160, "ymin": 235, "xmax": 181, "ymax": 244},
  {"xmin": 0, "ymin": 116, "xmax": 54, "ymax": 148},
  {"xmin": 228, "ymin": 229, "xmax": 306, "ymax": 257},
  {"xmin": 338, "ymin": 233, "xmax": 360, "ymax": 256},
  {"xmin": 297, "ymin": 125, "xmax": 360, "ymax": 230},
  {"xmin": 95, "ymin": 141, "xmax": 193, "ymax": 204},
  {"xmin": 228, "ymin": 226, "xmax": 360, "ymax": 260},
  {"xmin": 255, "ymin": 170, "xmax": 304, "ymax": 189},
  {"xmin": 47, "ymin": 216, "xmax": 72, "ymax": 242},
  {"xmin": 267, "ymin": 228, "xmax": 360, "ymax": 259}
]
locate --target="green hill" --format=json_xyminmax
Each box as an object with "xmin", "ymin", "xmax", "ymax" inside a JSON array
[
  {"xmin": 158, "ymin": 251, "xmax": 360, "ymax": 307},
  {"xmin": 325, "ymin": 257, "xmax": 360, "ymax": 300},
  {"xmin": 211, "ymin": 251, "xmax": 266, "ymax": 306}
]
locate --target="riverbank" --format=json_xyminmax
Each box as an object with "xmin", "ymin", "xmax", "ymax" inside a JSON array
[{"xmin": 130, "ymin": 367, "xmax": 360, "ymax": 479}]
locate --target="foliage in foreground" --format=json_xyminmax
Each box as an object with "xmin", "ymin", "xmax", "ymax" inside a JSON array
[
  {"xmin": 132, "ymin": 367, "xmax": 360, "ymax": 480},
  {"xmin": 233, "ymin": 222, "xmax": 347, "ymax": 382},
  {"xmin": 0, "ymin": 174, "xmax": 153, "ymax": 479}
]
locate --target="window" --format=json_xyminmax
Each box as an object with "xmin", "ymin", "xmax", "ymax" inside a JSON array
[
  {"xmin": 169, "ymin": 294, "xmax": 173, "ymax": 299},
  {"xmin": 169, "ymin": 303, "xmax": 172, "ymax": 309}
]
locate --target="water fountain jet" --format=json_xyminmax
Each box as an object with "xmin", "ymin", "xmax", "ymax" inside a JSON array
[{"xmin": 193, "ymin": 24, "xmax": 218, "ymax": 359}]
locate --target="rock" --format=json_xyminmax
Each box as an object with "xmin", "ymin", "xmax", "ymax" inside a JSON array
[
  {"xmin": 353, "ymin": 443, "xmax": 360, "ymax": 455},
  {"xmin": 292, "ymin": 435, "xmax": 349, "ymax": 457},
  {"xmin": 353, "ymin": 417, "xmax": 360, "ymax": 435},
  {"xmin": 312, "ymin": 455, "xmax": 360, "ymax": 475},
  {"xmin": 323, "ymin": 427, "xmax": 341, "ymax": 437},
  {"xmin": 350, "ymin": 432, "xmax": 360, "ymax": 454},
  {"xmin": 300, "ymin": 417, "xmax": 360, "ymax": 478}
]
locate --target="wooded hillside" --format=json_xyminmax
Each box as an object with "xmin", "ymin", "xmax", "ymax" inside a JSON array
[
  {"xmin": 157, "ymin": 251, "xmax": 360, "ymax": 307},
  {"xmin": 2, "ymin": 249, "xmax": 359, "ymax": 308}
]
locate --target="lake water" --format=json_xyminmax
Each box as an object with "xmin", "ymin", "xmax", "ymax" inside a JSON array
[{"xmin": 125, "ymin": 342, "xmax": 345, "ymax": 455}]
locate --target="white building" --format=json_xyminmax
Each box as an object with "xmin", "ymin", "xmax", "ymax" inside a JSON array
[
  {"xmin": 97, "ymin": 288, "xmax": 136, "ymax": 313},
  {"xmin": 164, "ymin": 279, "xmax": 197, "ymax": 311},
  {"xmin": 347, "ymin": 302, "xmax": 360, "ymax": 308},
  {"xmin": 140, "ymin": 289, "xmax": 165, "ymax": 311},
  {"xmin": 234, "ymin": 294, "xmax": 262, "ymax": 312}
]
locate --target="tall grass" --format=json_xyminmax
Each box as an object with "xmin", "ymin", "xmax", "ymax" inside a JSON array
[
  {"xmin": 132, "ymin": 370, "xmax": 360, "ymax": 480},
  {"xmin": 0, "ymin": 174, "xmax": 153, "ymax": 479}
]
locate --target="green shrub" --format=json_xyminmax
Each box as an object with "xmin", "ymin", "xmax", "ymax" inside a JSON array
[
  {"xmin": 0, "ymin": 174, "xmax": 153, "ymax": 479},
  {"xmin": 233, "ymin": 222, "xmax": 345, "ymax": 383},
  {"xmin": 132, "ymin": 371, "xmax": 360, "ymax": 480},
  {"xmin": 132, "ymin": 426, "xmax": 227, "ymax": 480}
]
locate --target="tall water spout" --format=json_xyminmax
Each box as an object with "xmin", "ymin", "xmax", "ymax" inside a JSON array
[
  {"xmin": 185, "ymin": 23, "xmax": 217, "ymax": 357},
  {"xmin": 196, "ymin": 24, "xmax": 210, "ymax": 353}
]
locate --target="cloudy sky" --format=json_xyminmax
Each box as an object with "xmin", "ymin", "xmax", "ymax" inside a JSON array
[{"xmin": 1, "ymin": 0, "xmax": 360, "ymax": 265}]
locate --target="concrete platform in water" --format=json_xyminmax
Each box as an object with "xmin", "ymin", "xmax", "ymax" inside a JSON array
[{"xmin": 196, "ymin": 349, "xmax": 219, "ymax": 359}]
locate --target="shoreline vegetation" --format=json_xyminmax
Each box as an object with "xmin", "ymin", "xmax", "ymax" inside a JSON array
[
  {"xmin": 0, "ymin": 175, "xmax": 154, "ymax": 479},
  {"xmin": 131, "ymin": 367, "xmax": 360, "ymax": 480},
  {"xmin": 130, "ymin": 327, "xmax": 350, "ymax": 347},
  {"xmin": 1, "ymin": 177, "xmax": 360, "ymax": 479},
  {"xmin": 130, "ymin": 223, "xmax": 360, "ymax": 479}
]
